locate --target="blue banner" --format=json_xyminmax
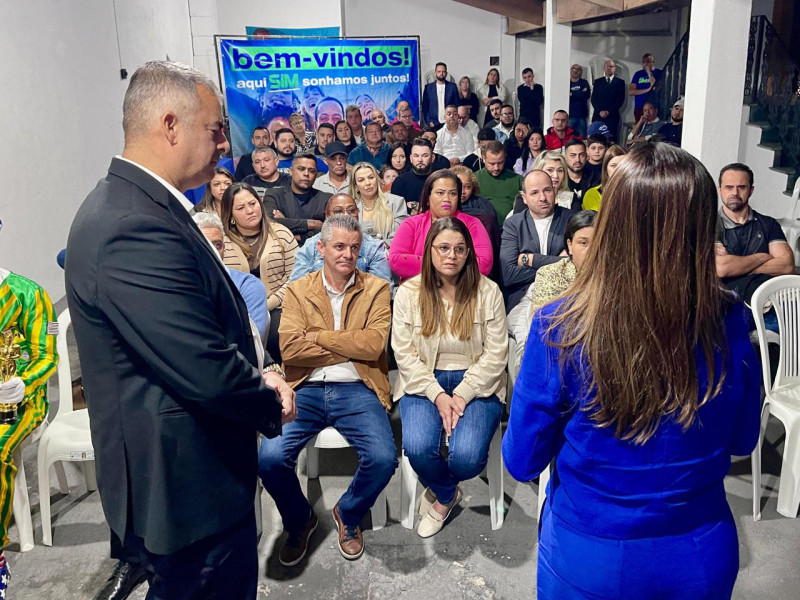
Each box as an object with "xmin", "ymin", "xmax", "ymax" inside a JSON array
[
  {"xmin": 245, "ymin": 26, "xmax": 341, "ymax": 37},
  {"xmin": 218, "ymin": 37, "xmax": 420, "ymax": 158}
]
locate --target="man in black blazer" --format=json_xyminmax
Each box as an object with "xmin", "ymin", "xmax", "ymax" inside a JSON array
[
  {"xmin": 591, "ymin": 60, "xmax": 627, "ymax": 142},
  {"xmin": 500, "ymin": 170, "xmax": 574, "ymax": 310},
  {"xmin": 65, "ymin": 61, "xmax": 295, "ymax": 600},
  {"xmin": 421, "ymin": 62, "xmax": 459, "ymax": 129},
  {"xmin": 263, "ymin": 154, "xmax": 331, "ymax": 246}
]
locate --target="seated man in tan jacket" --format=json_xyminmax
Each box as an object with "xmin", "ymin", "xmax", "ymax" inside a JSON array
[{"xmin": 259, "ymin": 214, "xmax": 397, "ymax": 566}]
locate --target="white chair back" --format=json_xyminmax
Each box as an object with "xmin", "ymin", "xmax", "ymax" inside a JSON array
[
  {"xmin": 55, "ymin": 308, "xmax": 75, "ymax": 417},
  {"xmin": 751, "ymin": 275, "xmax": 800, "ymax": 390}
]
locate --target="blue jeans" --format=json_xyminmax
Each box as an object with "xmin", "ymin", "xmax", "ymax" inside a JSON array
[
  {"xmin": 569, "ymin": 117, "xmax": 587, "ymax": 138},
  {"xmin": 400, "ymin": 369, "xmax": 502, "ymax": 505},
  {"xmin": 258, "ymin": 381, "xmax": 398, "ymax": 531}
]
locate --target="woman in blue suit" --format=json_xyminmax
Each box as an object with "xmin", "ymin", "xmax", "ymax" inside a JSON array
[{"xmin": 503, "ymin": 142, "xmax": 762, "ymax": 599}]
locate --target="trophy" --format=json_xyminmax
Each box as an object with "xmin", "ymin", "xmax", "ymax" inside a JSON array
[{"xmin": 0, "ymin": 329, "xmax": 21, "ymax": 425}]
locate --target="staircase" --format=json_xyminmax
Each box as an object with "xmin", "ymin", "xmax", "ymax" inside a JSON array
[{"xmin": 744, "ymin": 15, "xmax": 800, "ymax": 197}]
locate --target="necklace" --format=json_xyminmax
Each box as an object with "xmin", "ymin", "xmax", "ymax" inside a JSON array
[{"xmin": 362, "ymin": 201, "xmax": 376, "ymax": 211}]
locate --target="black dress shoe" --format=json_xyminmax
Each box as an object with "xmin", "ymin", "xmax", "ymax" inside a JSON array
[{"xmin": 93, "ymin": 561, "xmax": 149, "ymax": 600}]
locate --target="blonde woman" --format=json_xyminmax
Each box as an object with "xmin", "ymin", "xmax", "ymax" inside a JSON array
[
  {"xmin": 533, "ymin": 151, "xmax": 573, "ymax": 209},
  {"xmin": 221, "ymin": 182, "xmax": 298, "ymax": 361},
  {"xmin": 477, "ymin": 68, "xmax": 508, "ymax": 125},
  {"xmin": 349, "ymin": 162, "xmax": 408, "ymax": 246}
]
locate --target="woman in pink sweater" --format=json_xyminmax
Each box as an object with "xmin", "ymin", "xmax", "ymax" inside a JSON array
[{"xmin": 389, "ymin": 171, "xmax": 493, "ymax": 280}]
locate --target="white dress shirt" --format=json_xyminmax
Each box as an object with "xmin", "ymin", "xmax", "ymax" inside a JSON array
[
  {"xmin": 436, "ymin": 82, "xmax": 446, "ymax": 123},
  {"xmin": 306, "ymin": 270, "xmax": 362, "ymax": 382},
  {"xmin": 434, "ymin": 125, "xmax": 477, "ymax": 161}
]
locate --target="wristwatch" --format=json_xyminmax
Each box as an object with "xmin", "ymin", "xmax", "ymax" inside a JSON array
[
  {"xmin": 262, "ymin": 363, "xmax": 286, "ymax": 379},
  {"xmin": 521, "ymin": 254, "xmax": 529, "ymax": 267}
]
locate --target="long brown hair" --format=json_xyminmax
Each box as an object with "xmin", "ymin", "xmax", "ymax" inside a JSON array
[
  {"xmin": 196, "ymin": 167, "xmax": 233, "ymax": 214},
  {"xmin": 600, "ymin": 144, "xmax": 627, "ymax": 190},
  {"xmin": 418, "ymin": 170, "xmax": 462, "ymax": 214},
  {"xmin": 220, "ymin": 182, "xmax": 276, "ymax": 260},
  {"xmin": 419, "ymin": 217, "xmax": 480, "ymax": 340},
  {"xmin": 546, "ymin": 142, "xmax": 731, "ymax": 444}
]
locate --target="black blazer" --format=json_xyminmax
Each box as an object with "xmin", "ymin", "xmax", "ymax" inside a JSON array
[
  {"xmin": 262, "ymin": 186, "xmax": 331, "ymax": 245},
  {"xmin": 500, "ymin": 206, "xmax": 575, "ymax": 310},
  {"xmin": 65, "ymin": 158, "xmax": 283, "ymax": 555},
  {"xmin": 590, "ymin": 76, "xmax": 626, "ymax": 120}
]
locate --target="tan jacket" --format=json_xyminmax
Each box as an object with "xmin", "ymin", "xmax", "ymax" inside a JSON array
[
  {"xmin": 392, "ymin": 275, "xmax": 508, "ymax": 404},
  {"xmin": 279, "ymin": 269, "xmax": 392, "ymax": 408},
  {"xmin": 222, "ymin": 222, "xmax": 297, "ymax": 311}
]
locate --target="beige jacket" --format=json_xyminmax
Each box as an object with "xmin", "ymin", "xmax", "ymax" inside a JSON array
[
  {"xmin": 391, "ymin": 275, "xmax": 508, "ymax": 403},
  {"xmin": 279, "ymin": 269, "xmax": 392, "ymax": 408}
]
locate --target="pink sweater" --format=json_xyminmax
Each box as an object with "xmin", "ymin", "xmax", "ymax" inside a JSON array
[{"xmin": 388, "ymin": 210, "xmax": 494, "ymax": 280}]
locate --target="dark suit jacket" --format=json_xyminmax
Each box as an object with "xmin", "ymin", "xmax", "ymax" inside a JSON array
[
  {"xmin": 65, "ymin": 158, "xmax": 283, "ymax": 555},
  {"xmin": 500, "ymin": 206, "xmax": 575, "ymax": 310},
  {"xmin": 262, "ymin": 186, "xmax": 331, "ymax": 245},
  {"xmin": 591, "ymin": 76, "xmax": 626, "ymax": 138},
  {"xmin": 421, "ymin": 80, "xmax": 459, "ymax": 127}
]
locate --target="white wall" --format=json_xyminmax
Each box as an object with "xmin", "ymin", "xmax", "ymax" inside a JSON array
[
  {"xmin": 344, "ymin": 0, "xmax": 506, "ymax": 91},
  {"xmin": 518, "ymin": 11, "xmax": 681, "ymax": 128},
  {"xmin": 1, "ymin": 0, "xmax": 193, "ymax": 301},
  {"xmin": 738, "ymin": 106, "xmax": 792, "ymax": 217},
  {"xmin": 216, "ymin": 0, "xmax": 342, "ymax": 35}
]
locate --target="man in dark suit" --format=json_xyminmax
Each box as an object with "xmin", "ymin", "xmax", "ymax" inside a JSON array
[
  {"xmin": 65, "ymin": 61, "xmax": 295, "ymax": 600},
  {"xmin": 421, "ymin": 62, "xmax": 459, "ymax": 129},
  {"xmin": 591, "ymin": 60, "xmax": 627, "ymax": 142},
  {"xmin": 500, "ymin": 170, "xmax": 574, "ymax": 311},
  {"xmin": 263, "ymin": 154, "xmax": 332, "ymax": 246}
]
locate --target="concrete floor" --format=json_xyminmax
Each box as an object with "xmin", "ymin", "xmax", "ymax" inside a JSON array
[{"xmin": 6, "ymin": 320, "xmax": 800, "ymax": 598}]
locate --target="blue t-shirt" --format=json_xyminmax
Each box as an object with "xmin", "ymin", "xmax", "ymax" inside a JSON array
[{"xmin": 631, "ymin": 68, "xmax": 662, "ymax": 110}]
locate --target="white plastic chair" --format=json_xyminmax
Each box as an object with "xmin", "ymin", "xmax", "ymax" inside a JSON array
[
  {"xmin": 269, "ymin": 427, "xmax": 388, "ymax": 531},
  {"xmin": 37, "ymin": 308, "xmax": 97, "ymax": 545},
  {"xmin": 11, "ymin": 420, "xmax": 63, "ymax": 552},
  {"xmin": 751, "ymin": 275, "xmax": 800, "ymax": 519},
  {"xmin": 400, "ymin": 424, "xmax": 505, "ymax": 530}
]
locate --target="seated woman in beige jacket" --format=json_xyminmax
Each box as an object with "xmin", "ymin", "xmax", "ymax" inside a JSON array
[
  {"xmin": 392, "ymin": 217, "xmax": 508, "ymax": 539},
  {"xmin": 221, "ymin": 182, "xmax": 298, "ymax": 361}
]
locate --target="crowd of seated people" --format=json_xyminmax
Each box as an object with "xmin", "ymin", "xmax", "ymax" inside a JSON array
[{"xmin": 174, "ymin": 68, "xmax": 792, "ymax": 598}]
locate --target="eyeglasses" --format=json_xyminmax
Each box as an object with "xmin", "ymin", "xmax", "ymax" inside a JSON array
[
  {"xmin": 331, "ymin": 207, "xmax": 360, "ymax": 217},
  {"xmin": 433, "ymin": 244, "xmax": 469, "ymax": 257}
]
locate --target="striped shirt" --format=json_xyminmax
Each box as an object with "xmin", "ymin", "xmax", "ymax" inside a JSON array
[{"xmin": 0, "ymin": 271, "xmax": 58, "ymax": 403}]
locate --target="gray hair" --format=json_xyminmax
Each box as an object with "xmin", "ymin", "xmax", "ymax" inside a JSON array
[
  {"xmin": 252, "ymin": 146, "xmax": 277, "ymax": 160},
  {"xmin": 320, "ymin": 215, "xmax": 362, "ymax": 245},
  {"xmin": 192, "ymin": 211, "xmax": 224, "ymax": 236},
  {"xmin": 122, "ymin": 61, "xmax": 220, "ymax": 140}
]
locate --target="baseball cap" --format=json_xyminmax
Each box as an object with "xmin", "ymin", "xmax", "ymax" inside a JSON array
[
  {"xmin": 673, "ymin": 97, "xmax": 685, "ymax": 108},
  {"xmin": 586, "ymin": 121, "xmax": 612, "ymax": 140},
  {"xmin": 324, "ymin": 141, "xmax": 348, "ymax": 158}
]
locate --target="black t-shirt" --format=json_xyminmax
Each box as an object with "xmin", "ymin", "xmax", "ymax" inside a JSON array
[
  {"xmin": 657, "ymin": 123, "xmax": 683, "ymax": 146},
  {"xmin": 717, "ymin": 208, "xmax": 787, "ymax": 257},
  {"xmin": 463, "ymin": 153, "xmax": 483, "ymax": 173},
  {"xmin": 583, "ymin": 162, "xmax": 602, "ymax": 188},
  {"xmin": 242, "ymin": 173, "xmax": 291, "ymax": 197},
  {"xmin": 234, "ymin": 154, "xmax": 256, "ymax": 181},
  {"xmin": 567, "ymin": 174, "xmax": 593, "ymax": 211},
  {"xmin": 391, "ymin": 170, "xmax": 430, "ymax": 209},
  {"xmin": 293, "ymin": 190, "xmax": 317, "ymax": 219}
]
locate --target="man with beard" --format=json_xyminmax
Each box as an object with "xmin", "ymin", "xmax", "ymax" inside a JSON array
[
  {"xmin": 314, "ymin": 142, "xmax": 351, "ymax": 195},
  {"xmin": 475, "ymin": 140, "xmax": 523, "ymax": 225},
  {"xmin": 422, "ymin": 62, "xmax": 458, "ymax": 129},
  {"xmin": 715, "ymin": 162, "xmax": 794, "ymax": 303},
  {"xmin": 655, "ymin": 97, "xmax": 684, "ymax": 146},
  {"xmin": 243, "ymin": 147, "xmax": 291, "ymax": 197},
  {"xmin": 263, "ymin": 154, "xmax": 332, "ymax": 245},
  {"xmin": 484, "ymin": 99, "xmax": 503, "ymax": 129},
  {"xmin": 234, "ymin": 126, "xmax": 271, "ymax": 181},
  {"xmin": 492, "ymin": 105, "xmax": 516, "ymax": 143},
  {"xmin": 563, "ymin": 139, "xmax": 594, "ymax": 208},
  {"xmin": 390, "ymin": 138, "xmax": 435, "ymax": 214},
  {"xmin": 314, "ymin": 123, "xmax": 335, "ymax": 157},
  {"xmin": 274, "ymin": 128, "xmax": 327, "ymax": 175}
]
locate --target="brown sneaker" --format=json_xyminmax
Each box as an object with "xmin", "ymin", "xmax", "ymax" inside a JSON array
[
  {"xmin": 332, "ymin": 502, "xmax": 364, "ymax": 560},
  {"xmin": 279, "ymin": 510, "xmax": 318, "ymax": 567}
]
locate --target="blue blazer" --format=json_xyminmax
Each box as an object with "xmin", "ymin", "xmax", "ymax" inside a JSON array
[{"xmin": 421, "ymin": 80, "xmax": 459, "ymax": 127}]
